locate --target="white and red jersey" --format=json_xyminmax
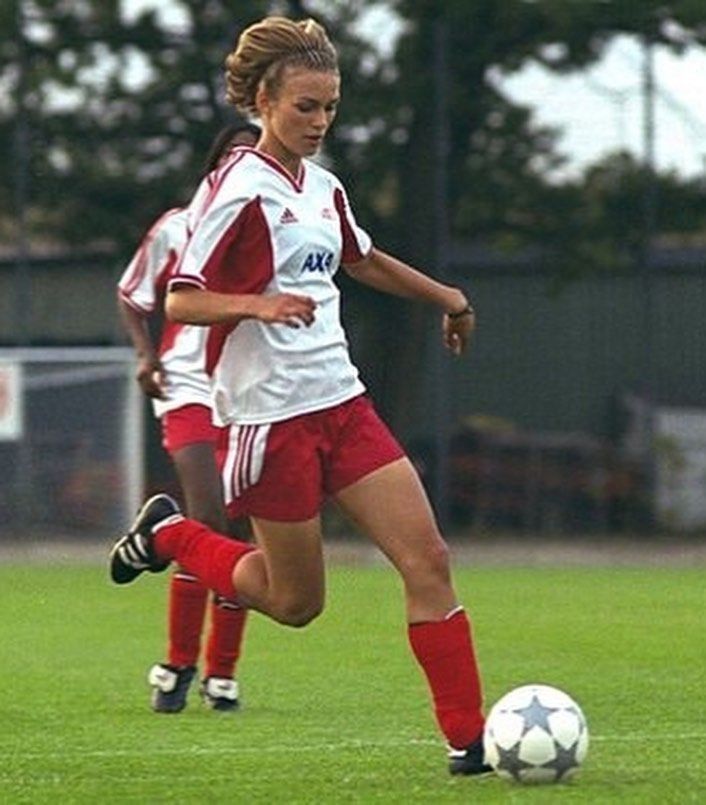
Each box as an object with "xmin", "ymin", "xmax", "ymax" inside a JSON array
[
  {"xmin": 169, "ymin": 148, "xmax": 372, "ymax": 426},
  {"xmin": 117, "ymin": 206, "xmax": 212, "ymax": 419}
]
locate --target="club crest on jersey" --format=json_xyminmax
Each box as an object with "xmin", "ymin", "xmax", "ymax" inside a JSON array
[
  {"xmin": 301, "ymin": 250, "xmax": 334, "ymax": 273},
  {"xmin": 280, "ymin": 207, "xmax": 298, "ymax": 224}
]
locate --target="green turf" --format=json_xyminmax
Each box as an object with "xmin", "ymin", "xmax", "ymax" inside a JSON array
[{"xmin": 0, "ymin": 557, "xmax": 704, "ymax": 803}]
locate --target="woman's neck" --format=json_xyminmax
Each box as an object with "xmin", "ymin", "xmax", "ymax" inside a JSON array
[{"xmin": 256, "ymin": 139, "xmax": 301, "ymax": 181}]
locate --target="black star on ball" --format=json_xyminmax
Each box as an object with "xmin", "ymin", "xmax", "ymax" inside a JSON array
[
  {"xmin": 494, "ymin": 741, "xmax": 535, "ymax": 782},
  {"xmin": 511, "ymin": 694, "xmax": 560, "ymax": 735},
  {"xmin": 541, "ymin": 738, "xmax": 581, "ymax": 781}
]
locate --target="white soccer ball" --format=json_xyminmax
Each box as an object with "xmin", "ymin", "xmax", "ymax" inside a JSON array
[{"xmin": 483, "ymin": 684, "xmax": 589, "ymax": 784}]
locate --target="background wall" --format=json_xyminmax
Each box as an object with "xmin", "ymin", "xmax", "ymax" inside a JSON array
[
  {"xmin": 4, "ymin": 249, "xmax": 704, "ymax": 533},
  {"xmin": 5, "ymin": 252, "xmax": 705, "ymax": 441}
]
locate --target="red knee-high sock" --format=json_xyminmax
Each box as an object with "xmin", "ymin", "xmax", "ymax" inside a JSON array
[
  {"xmin": 167, "ymin": 570, "xmax": 208, "ymax": 668},
  {"xmin": 204, "ymin": 596, "xmax": 248, "ymax": 679},
  {"xmin": 154, "ymin": 518, "xmax": 255, "ymax": 601},
  {"xmin": 408, "ymin": 607, "xmax": 485, "ymax": 749}
]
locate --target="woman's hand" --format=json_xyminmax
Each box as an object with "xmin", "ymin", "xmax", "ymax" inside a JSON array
[
  {"xmin": 443, "ymin": 303, "xmax": 476, "ymax": 356},
  {"xmin": 253, "ymin": 293, "xmax": 317, "ymax": 328},
  {"xmin": 136, "ymin": 357, "xmax": 166, "ymax": 399}
]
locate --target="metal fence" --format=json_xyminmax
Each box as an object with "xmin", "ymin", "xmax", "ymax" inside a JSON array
[
  {"xmin": 410, "ymin": 253, "xmax": 706, "ymax": 533},
  {"xmin": 0, "ymin": 348, "xmax": 142, "ymax": 541}
]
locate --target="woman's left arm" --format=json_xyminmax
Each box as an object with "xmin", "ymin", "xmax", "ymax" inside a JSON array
[{"xmin": 344, "ymin": 247, "xmax": 475, "ymax": 355}]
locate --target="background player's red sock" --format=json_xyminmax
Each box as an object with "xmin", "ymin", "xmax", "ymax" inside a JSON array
[
  {"xmin": 204, "ymin": 596, "xmax": 248, "ymax": 679},
  {"xmin": 408, "ymin": 607, "xmax": 485, "ymax": 749},
  {"xmin": 154, "ymin": 518, "xmax": 255, "ymax": 601},
  {"xmin": 166, "ymin": 570, "xmax": 208, "ymax": 668}
]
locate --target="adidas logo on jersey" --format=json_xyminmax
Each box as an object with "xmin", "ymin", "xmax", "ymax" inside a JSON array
[
  {"xmin": 321, "ymin": 207, "xmax": 335, "ymax": 220},
  {"xmin": 280, "ymin": 207, "xmax": 298, "ymax": 224}
]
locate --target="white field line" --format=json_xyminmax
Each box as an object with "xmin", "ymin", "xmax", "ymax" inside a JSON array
[{"xmin": 5, "ymin": 732, "xmax": 706, "ymax": 762}]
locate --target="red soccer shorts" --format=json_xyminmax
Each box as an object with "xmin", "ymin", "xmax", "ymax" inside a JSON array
[
  {"xmin": 217, "ymin": 395, "xmax": 405, "ymax": 522},
  {"xmin": 161, "ymin": 403, "xmax": 223, "ymax": 454}
]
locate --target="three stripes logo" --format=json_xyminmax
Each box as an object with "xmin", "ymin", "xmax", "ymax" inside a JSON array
[{"xmin": 280, "ymin": 207, "xmax": 298, "ymax": 224}]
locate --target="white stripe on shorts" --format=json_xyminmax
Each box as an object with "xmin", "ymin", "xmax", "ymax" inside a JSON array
[
  {"xmin": 248, "ymin": 425, "xmax": 268, "ymax": 488},
  {"xmin": 222, "ymin": 426, "xmax": 240, "ymax": 507},
  {"xmin": 235, "ymin": 425, "xmax": 256, "ymax": 498},
  {"xmin": 222, "ymin": 423, "xmax": 271, "ymax": 503}
]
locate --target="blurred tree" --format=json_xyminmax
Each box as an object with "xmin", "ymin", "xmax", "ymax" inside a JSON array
[
  {"xmin": 0, "ymin": 0, "xmax": 380, "ymax": 251},
  {"xmin": 1, "ymin": 0, "xmax": 272, "ymax": 248},
  {"xmin": 570, "ymin": 152, "xmax": 706, "ymax": 272},
  {"xmin": 5, "ymin": 0, "xmax": 706, "ymax": 255},
  {"xmin": 335, "ymin": 0, "xmax": 706, "ymax": 256},
  {"xmin": 325, "ymin": 0, "xmax": 706, "ymax": 431}
]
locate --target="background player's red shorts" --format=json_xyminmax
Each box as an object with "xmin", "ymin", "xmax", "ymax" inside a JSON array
[
  {"xmin": 161, "ymin": 403, "xmax": 222, "ymax": 454},
  {"xmin": 217, "ymin": 395, "xmax": 405, "ymax": 522}
]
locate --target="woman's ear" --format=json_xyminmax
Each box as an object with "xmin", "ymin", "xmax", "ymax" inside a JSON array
[{"xmin": 255, "ymin": 84, "xmax": 270, "ymax": 118}]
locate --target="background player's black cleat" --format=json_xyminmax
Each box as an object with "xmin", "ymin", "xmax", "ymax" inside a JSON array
[
  {"xmin": 448, "ymin": 738, "xmax": 494, "ymax": 776},
  {"xmin": 148, "ymin": 663, "xmax": 196, "ymax": 713},
  {"xmin": 200, "ymin": 676, "xmax": 240, "ymax": 712},
  {"xmin": 109, "ymin": 494, "xmax": 182, "ymax": 584}
]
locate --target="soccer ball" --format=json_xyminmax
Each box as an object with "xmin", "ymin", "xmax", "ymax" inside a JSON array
[{"xmin": 483, "ymin": 684, "xmax": 589, "ymax": 784}]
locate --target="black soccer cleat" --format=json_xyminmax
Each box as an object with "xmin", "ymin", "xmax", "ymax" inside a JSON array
[
  {"xmin": 109, "ymin": 493, "xmax": 182, "ymax": 584},
  {"xmin": 200, "ymin": 676, "xmax": 240, "ymax": 712},
  {"xmin": 448, "ymin": 738, "xmax": 494, "ymax": 776},
  {"xmin": 148, "ymin": 663, "xmax": 196, "ymax": 713}
]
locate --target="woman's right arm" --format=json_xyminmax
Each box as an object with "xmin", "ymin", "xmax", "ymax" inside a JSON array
[
  {"xmin": 116, "ymin": 294, "xmax": 166, "ymax": 399},
  {"xmin": 166, "ymin": 286, "xmax": 317, "ymax": 329}
]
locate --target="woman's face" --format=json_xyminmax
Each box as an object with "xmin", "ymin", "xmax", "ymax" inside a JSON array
[{"xmin": 257, "ymin": 66, "xmax": 340, "ymax": 167}]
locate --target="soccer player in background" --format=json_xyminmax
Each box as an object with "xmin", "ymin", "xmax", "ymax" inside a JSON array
[
  {"xmin": 110, "ymin": 16, "xmax": 491, "ymax": 775},
  {"xmin": 116, "ymin": 121, "xmax": 260, "ymax": 713}
]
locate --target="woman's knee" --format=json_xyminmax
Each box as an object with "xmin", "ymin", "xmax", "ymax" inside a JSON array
[
  {"xmin": 271, "ymin": 595, "xmax": 324, "ymax": 628},
  {"xmin": 397, "ymin": 535, "xmax": 452, "ymax": 586}
]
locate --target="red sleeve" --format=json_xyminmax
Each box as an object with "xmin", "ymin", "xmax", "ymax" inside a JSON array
[{"xmin": 333, "ymin": 187, "xmax": 372, "ymax": 264}]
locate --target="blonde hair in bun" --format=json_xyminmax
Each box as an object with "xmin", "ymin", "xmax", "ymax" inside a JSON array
[{"xmin": 224, "ymin": 16, "xmax": 338, "ymax": 116}]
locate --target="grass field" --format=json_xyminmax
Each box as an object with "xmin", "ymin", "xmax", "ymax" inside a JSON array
[{"xmin": 1, "ymin": 549, "xmax": 704, "ymax": 803}]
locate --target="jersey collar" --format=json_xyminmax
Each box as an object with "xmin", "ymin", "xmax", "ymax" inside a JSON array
[{"xmin": 239, "ymin": 147, "xmax": 306, "ymax": 193}]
